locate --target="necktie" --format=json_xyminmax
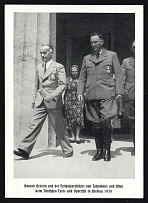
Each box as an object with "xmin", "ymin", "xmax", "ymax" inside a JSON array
[
  {"xmin": 96, "ymin": 52, "xmax": 100, "ymax": 59},
  {"xmin": 44, "ymin": 63, "xmax": 46, "ymax": 74}
]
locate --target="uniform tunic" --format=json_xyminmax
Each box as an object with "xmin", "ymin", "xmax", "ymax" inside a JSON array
[
  {"xmin": 121, "ymin": 57, "xmax": 135, "ymax": 123},
  {"xmin": 77, "ymin": 48, "xmax": 124, "ymax": 124},
  {"xmin": 64, "ymin": 77, "xmax": 84, "ymax": 129}
]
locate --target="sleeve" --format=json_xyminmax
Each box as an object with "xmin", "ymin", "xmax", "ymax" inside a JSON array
[
  {"xmin": 112, "ymin": 53, "xmax": 124, "ymax": 95},
  {"xmin": 77, "ymin": 57, "xmax": 87, "ymax": 95},
  {"xmin": 50, "ymin": 65, "xmax": 66, "ymax": 101},
  {"xmin": 32, "ymin": 66, "xmax": 39, "ymax": 104},
  {"xmin": 121, "ymin": 59, "xmax": 127, "ymax": 85},
  {"xmin": 63, "ymin": 78, "xmax": 68, "ymax": 102}
]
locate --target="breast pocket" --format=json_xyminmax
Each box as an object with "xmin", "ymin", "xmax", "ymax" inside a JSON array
[
  {"xmin": 103, "ymin": 63, "xmax": 113, "ymax": 74},
  {"xmin": 48, "ymin": 72, "xmax": 57, "ymax": 82},
  {"xmin": 125, "ymin": 83, "xmax": 130, "ymax": 90},
  {"xmin": 124, "ymin": 83, "xmax": 130, "ymax": 96},
  {"xmin": 86, "ymin": 64, "xmax": 93, "ymax": 75},
  {"xmin": 126, "ymin": 64, "xmax": 132, "ymax": 76},
  {"xmin": 86, "ymin": 63, "xmax": 93, "ymax": 70}
]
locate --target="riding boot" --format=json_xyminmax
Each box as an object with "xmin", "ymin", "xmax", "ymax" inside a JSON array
[
  {"xmin": 104, "ymin": 143, "xmax": 111, "ymax": 161},
  {"xmin": 131, "ymin": 125, "xmax": 135, "ymax": 156},
  {"xmin": 103, "ymin": 126, "xmax": 112, "ymax": 161},
  {"xmin": 92, "ymin": 128, "xmax": 103, "ymax": 161}
]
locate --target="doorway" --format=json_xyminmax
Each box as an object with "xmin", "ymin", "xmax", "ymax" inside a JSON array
[
  {"xmin": 56, "ymin": 13, "xmax": 134, "ymax": 135},
  {"xmin": 70, "ymin": 36, "xmax": 91, "ymax": 70}
]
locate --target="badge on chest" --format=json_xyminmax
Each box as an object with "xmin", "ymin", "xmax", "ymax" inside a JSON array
[
  {"xmin": 49, "ymin": 73, "xmax": 56, "ymax": 81},
  {"xmin": 105, "ymin": 64, "xmax": 114, "ymax": 74},
  {"xmin": 106, "ymin": 66, "xmax": 111, "ymax": 73}
]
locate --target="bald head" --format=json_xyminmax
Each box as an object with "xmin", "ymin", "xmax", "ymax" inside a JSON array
[{"xmin": 40, "ymin": 45, "xmax": 53, "ymax": 53}]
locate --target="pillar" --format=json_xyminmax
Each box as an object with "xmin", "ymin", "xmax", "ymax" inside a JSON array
[{"xmin": 14, "ymin": 13, "xmax": 57, "ymax": 149}]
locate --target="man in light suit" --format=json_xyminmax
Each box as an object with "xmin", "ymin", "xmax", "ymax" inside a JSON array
[
  {"xmin": 77, "ymin": 33, "xmax": 124, "ymax": 161},
  {"xmin": 14, "ymin": 45, "xmax": 73, "ymax": 159}
]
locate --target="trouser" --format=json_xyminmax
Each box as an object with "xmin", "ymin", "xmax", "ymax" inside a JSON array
[
  {"xmin": 123, "ymin": 99, "xmax": 135, "ymax": 147},
  {"xmin": 86, "ymin": 99, "xmax": 117, "ymax": 149},
  {"xmin": 128, "ymin": 118, "xmax": 135, "ymax": 147},
  {"xmin": 18, "ymin": 101, "xmax": 73, "ymax": 155}
]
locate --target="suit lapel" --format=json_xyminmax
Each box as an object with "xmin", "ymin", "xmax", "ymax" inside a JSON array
[
  {"xmin": 42, "ymin": 61, "xmax": 55, "ymax": 80},
  {"xmin": 89, "ymin": 53, "xmax": 97, "ymax": 64}
]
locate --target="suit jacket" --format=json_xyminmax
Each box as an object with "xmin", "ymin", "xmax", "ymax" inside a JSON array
[
  {"xmin": 32, "ymin": 61, "xmax": 66, "ymax": 109},
  {"xmin": 121, "ymin": 57, "xmax": 135, "ymax": 100},
  {"xmin": 77, "ymin": 48, "xmax": 124, "ymax": 100}
]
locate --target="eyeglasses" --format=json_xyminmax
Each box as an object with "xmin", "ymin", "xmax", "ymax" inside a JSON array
[{"xmin": 72, "ymin": 65, "xmax": 78, "ymax": 68}]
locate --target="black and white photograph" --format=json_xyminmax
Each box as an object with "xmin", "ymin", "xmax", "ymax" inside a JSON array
[{"xmin": 5, "ymin": 5, "xmax": 143, "ymax": 198}]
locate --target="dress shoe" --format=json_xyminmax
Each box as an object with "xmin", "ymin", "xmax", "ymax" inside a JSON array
[
  {"xmin": 104, "ymin": 149, "xmax": 111, "ymax": 161},
  {"xmin": 131, "ymin": 148, "xmax": 135, "ymax": 156},
  {"xmin": 69, "ymin": 138, "xmax": 75, "ymax": 143},
  {"xmin": 14, "ymin": 149, "xmax": 29, "ymax": 159},
  {"xmin": 92, "ymin": 150, "xmax": 103, "ymax": 161},
  {"xmin": 63, "ymin": 151, "xmax": 73, "ymax": 158},
  {"xmin": 76, "ymin": 139, "xmax": 81, "ymax": 144}
]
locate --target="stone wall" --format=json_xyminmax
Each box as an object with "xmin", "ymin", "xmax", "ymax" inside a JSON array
[{"xmin": 14, "ymin": 13, "xmax": 56, "ymax": 148}]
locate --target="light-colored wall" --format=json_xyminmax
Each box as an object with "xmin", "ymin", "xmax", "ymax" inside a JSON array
[{"xmin": 14, "ymin": 13, "xmax": 56, "ymax": 148}]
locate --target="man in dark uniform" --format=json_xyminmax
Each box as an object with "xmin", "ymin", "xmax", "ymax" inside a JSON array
[
  {"xmin": 77, "ymin": 33, "xmax": 124, "ymax": 161},
  {"xmin": 14, "ymin": 45, "xmax": 73, "ymax": 159},
  {"xmin": 121, "ymin": 39, "xmax": 135, "ymax": 156}
]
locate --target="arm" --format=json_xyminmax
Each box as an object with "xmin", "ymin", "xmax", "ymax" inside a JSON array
[
  {"xmin": 112, "ymin": 53, "xmax": 124, "ymax": 95},
  {"xmin": 32, "ymin": 66, "xmax": 39, "ymax": 108},
  {"xmin": 63, "ymin": 78, "xmax": 68, "ymax": 102},
  {"xmin": 121, "ymin": 59, "xmax": 127, "ymax": 85},
  {"xmin": 112, "ymin": 54, "xmax": 124, "ymax": 117},
  {"xmin": 77, "ymin": 58, "xmax": 87, "ymax": 101},
  {"xmin": 62, "ymin": 79, "xmax": 68, "ymax": 104},
  {"xmin": 62, "ymin": 90, "xmax": 66, "ymax": 103}
]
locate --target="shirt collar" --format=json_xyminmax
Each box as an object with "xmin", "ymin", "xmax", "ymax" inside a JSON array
[
  {"xmin": 44, "ymin": 59, "xmax": 53, "ymax": 67},
  {"xmin": 99, "ymin": 49, "xmax": 103, "ymax": 55},
  {"xmin": 95, "ymin": 49, "xmax": 103, "ymax": 57}
]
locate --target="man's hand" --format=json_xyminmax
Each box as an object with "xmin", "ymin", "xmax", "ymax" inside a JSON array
[
  {"xmin": 78, "ymin": 95, "xmax": 83, "ymax": 102},
  {"xmin": 115, "ymin": 94, "xmax": 123, "ymax": 118},
  {"xmin": 115, "ymin": 94, "xmax": 122, "ymax": 100},
  {"xmin": 44, "ymin": 96, "xmax": 54, "ymax": 103},
  {"xmin": 32, "ymin": 103, "xmax": 35, "ymax": 109}
]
